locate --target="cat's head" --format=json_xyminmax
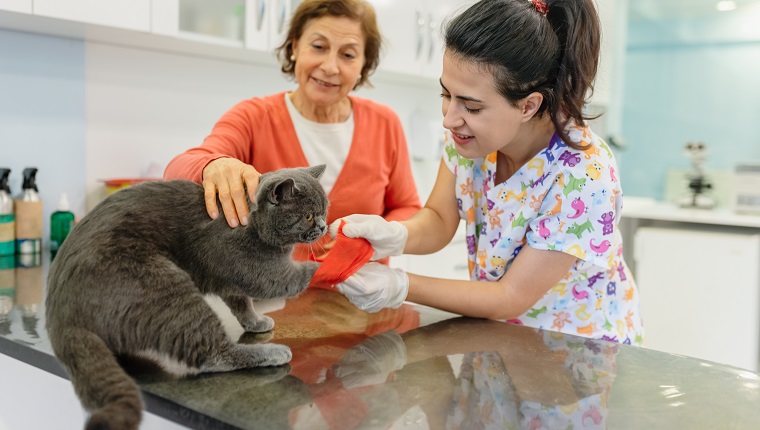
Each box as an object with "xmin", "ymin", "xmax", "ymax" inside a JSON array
[{"xmin": 250, "ymin": 165, "xmax": 329, "ymax": 246}]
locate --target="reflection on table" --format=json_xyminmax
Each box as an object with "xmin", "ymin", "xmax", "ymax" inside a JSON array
[{"xmin": 0, "ymin": 255, "xmax": 759, "ymax": 429}]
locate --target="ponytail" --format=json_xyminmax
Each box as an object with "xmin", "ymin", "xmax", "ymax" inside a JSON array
[{"xmin": 546, "ymin": 0, "xmax": 602, "ymax": 146}]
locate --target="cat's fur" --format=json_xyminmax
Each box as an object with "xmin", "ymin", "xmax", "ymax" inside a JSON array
[{"xmin": 45, "ymin": 165, "xmax": 328, "ymax": 430}]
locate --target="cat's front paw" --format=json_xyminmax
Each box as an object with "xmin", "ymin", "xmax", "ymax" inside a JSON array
[
  {"xmin": 258, "ymin": 343, "xmax": 292, "ymax": 366},
  {"xmin": 242, "ymin": 315, "xmax": 275, "ymax": 333}
]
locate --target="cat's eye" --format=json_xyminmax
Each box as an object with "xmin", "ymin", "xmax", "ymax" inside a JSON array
[{"xmin": 306, "ymin": 214, "xmax": 313, "ymax": 222}]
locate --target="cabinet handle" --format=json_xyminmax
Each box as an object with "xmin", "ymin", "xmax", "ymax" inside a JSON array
[
  {"xmin": 256, "ymin": 0, "xmax": 267, "ymax": 32},
  {"xmin": 416, "ymin": 10, "xmax": 425, "ymax": 61}
]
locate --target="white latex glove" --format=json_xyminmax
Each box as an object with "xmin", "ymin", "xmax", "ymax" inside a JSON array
[
  {"xmin": 336, "ymin": 263, "xmax": 409, "ymax": 313},
  {"xmin": 333, "ymin": 330, "xmax": 407, "ymax": 388},
  {"xmin": 330, "ymin": 214, "xmax": 408, "ymax": 260}
]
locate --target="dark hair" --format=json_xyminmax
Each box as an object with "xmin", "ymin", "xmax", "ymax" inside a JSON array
[
  {"xmin": 443, "ymin": 0, "xmax": 601, "ymax": 148},
  {"xmin": 275, "ymin": 0, "xmax": 382, "ymax": 89}
]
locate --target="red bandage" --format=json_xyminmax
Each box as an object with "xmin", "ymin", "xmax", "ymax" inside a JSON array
[{"xmin": 309, "ymin": 220, "xmax": 374, "ymax": 290}]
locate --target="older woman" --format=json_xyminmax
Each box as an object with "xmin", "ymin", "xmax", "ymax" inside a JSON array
[{"xmin": 164, "ymin": 0, "xmax": 421, "ymax": 262}]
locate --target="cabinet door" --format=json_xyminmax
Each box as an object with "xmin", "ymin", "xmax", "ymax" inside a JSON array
[
  {"xmin": 0, "ymin": 0, "xmax": 31, "ymax": 13},
  {"xmin": 33, "ymin": 0, "xmax": 150, "ymax": 32},
  {"xmin": 153, "ymin": 0, "xmax": 246, "ymax": 46},
  {"xmin": 151, "ymin": 0, "xmax": 179, "ymax": 36},
  {"xmin": 245, "ymin": 0, "xmax": 269, "ymax": 50},
  {"xmin": 267, "ymin": 0, "xmax": 298, "ymax": 50},
  {"xmin": 634, "ymin": 227, "xmax": 760, "ymax": 371},
  {"xmin": 369, "ymin": 0, "xmax": 425, "ymax": 76},
  {"xmin": 419, "ymin": 0, "xmax": 461, "ymax": 79}
]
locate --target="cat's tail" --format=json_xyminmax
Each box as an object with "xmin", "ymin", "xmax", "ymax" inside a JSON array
[{"xmin": 54, "ymin": 327, "xmax": 143, "ymax": 430}]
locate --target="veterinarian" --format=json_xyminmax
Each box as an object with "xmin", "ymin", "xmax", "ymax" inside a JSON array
[
  {"xmin": 164, "ymin": 0, "xmax": 421, "ymax": 262},
  {"xmin": 334, "ymin": 0, "xmax": 644, "ymax": 345}
]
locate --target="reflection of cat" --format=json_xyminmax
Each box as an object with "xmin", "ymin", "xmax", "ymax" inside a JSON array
[{"xmin": 45, "ymin": 165, "xmax": 328, "ymax": 430}]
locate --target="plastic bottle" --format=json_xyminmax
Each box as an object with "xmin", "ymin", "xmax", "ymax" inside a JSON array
[
  {"xmin": 15, "ymin": 167, "xmax": 42, "ymax": 255},
  {"xmin": 50, "ymin": 193, "xmax": 75, "ymax": 255},
  {"xmin": 0, "ymin": 168, "xmax": 13, "ymax": 256}
]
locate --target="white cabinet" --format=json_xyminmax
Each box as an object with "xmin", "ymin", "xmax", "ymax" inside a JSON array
[
  {"xmin": 633, "ymin": 226, "xmax": 760, "ymax": 371},
  {"xmin": 33, "ymin": 0, "xmax": 151, "ymax": 32},
  {"xmin": 153, "ymin": 0, "xmax": 246, "ymax": 45},
  {"xmin": 0, "ymin": 0, "xmax": 31, "ymax": 14},
  {"xmin": 152, "ymin": 0, "xmax": 297, "ymax": 51},
  {"xmin": 245, "ymin": 0, "xmax": 297, "ymax": 52},
  {"xmin": 370, "ymin": 0, "xmax": 463, "ymax": 79}
]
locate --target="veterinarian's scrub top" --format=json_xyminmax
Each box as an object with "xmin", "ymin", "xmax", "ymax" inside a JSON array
[
  {"xmin": 446, "ymin": 331, "xmax": 618, "ymax": 429},
  {"xmin": 444, "ymin": 122, "xmax": 644, "ymax": 345}
]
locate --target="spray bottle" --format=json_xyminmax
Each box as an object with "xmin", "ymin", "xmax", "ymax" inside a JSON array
[
  {"xmin": 0, "ymin": 168, "xmax": 14, "ymax": 308},
  {"xmin": 0, "ymin": 168, "xmax": 13, "ymax": 256},
  {"xmin": 15, "ymin": 167, "xmax": 42, "ymax": 254}
]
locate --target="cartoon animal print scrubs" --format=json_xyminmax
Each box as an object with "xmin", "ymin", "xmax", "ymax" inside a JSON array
[{"xmin": 444, "ymin": 122, "xmax": 644, "ymax": 345}]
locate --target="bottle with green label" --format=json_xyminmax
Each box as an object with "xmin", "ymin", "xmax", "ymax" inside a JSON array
[
  {"xmin": 50, "ymin": 193, "xmax": 75, "ymax": 255},
  {"xmin": 0, "ymin": 168, "xmax": 14, "ymax": 256}
]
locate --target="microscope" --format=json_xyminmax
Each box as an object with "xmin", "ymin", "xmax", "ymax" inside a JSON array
[{"xmin": 678, "ymin": 141, "xmax": 716, "ymax": 209}]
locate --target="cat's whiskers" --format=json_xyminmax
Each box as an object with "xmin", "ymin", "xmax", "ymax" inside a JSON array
[{"xmin": 314, "ymin": 240, "xmax": 328, "ymax": 257}]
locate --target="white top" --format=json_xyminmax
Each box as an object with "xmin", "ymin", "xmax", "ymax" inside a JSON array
[{"xmin": 284, "ymin": 93, "xmax": 353, "ymax": 196}]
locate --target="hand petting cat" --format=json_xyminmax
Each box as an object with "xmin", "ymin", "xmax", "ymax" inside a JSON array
[{"xmin": 202, "ymin": 157, "xmax": 261, "ymax": 228}]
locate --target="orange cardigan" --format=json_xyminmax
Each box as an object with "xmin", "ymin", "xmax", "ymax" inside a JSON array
[{"xmin": 164, "ymin": 92, "xmax": 422, "ymax": 261}]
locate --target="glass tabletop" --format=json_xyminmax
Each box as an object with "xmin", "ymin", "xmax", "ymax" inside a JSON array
[{"xmin": 1, "ymin": 252, "xmax": 759, "ymax": 429}]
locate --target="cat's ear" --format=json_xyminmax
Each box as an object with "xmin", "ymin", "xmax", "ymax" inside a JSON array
[
  {"xmin": 308, "ymin": 164, "xmax": 326, "ymax": 180},
  {"xmin": 269, "ymin": 178, "xmax": 297, "ymax": 205}
]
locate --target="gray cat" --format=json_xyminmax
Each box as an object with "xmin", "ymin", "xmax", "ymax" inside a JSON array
[{"xmin": 45, "ymin": 165, "xmax": 328, "ymax": 430}]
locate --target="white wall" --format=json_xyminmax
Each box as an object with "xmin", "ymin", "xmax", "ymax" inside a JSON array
[
  {"xmin": 620, "ymin": 3, "xmax": 760, "ymax": 200},
  {"xmin": 0, "ymin": 29, "xmax": 86, "ymax": 244}
]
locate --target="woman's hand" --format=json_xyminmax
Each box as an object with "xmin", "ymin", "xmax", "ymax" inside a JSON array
[
  {"xmin": 331, "ymin": 214, "xmax": 408, "ymax": 260},
  {"xmin": 336, "ymin": 263, "xmax": 409, "ymax": 312},
  {"xmin": 202, "ymin": 158, "xmax": 260, "ymax": 227}
]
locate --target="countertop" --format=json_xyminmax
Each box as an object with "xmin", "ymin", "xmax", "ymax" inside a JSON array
[
  {"xmin": 621, "ymin": 197, "xmax": 760, "ymax": 229},
  {"xmin": 1, "ymin": 253, "xmax": 760, "ymax": 429}
]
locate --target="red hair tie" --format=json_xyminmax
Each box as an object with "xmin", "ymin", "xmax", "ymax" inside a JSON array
[{"xmin": 532, "ymin": 0, "xmax": 549, "ymax": 15}]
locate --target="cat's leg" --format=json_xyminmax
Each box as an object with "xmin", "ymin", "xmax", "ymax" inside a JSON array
[
  {"xmin": 222, "ymin": 295, "xmax": 274, "ymax": 333},
  {"xmin": 132, "ymin": 258, "xmax": 292, "ymax": 372},
  {"xmin": 199, "ymin": 342, "xmax": 292, "ymax": 372},
  {"xmin": 149, "ymin": 294, "xmax": 291, "ymax": 371}
]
